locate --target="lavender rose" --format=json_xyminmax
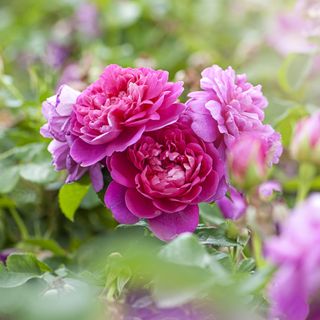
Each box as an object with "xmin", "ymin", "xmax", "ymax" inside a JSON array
[
  {"xmin": 40, "ymin": 85, "xmax": 103, "ymax": 191},
  {"xmin": 105, "ymin": 117, "xmax": 227, "ymax": 241},
  {"xmin": 70, "ymin": 64, "xmax": 185, "ymax": 166}
]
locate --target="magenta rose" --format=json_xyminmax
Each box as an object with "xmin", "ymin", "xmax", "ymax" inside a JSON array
[
  {"xmin": 265, "ymin": 194, "xmax": 320, "ymax": 320},
  {"xmin": 104, "ymin": 118, "xmax": 227, "ymax": 241},
  {"xmin": 40, "ymin": 85, "xmax": 103, "ymax": 191},
  {"xmin": 70, "ymin": 64, "xmax": 185, "ymax": 166},
  {"xmin": 186, "ymin": 65, "xmax": 268, "ymax": 149}
]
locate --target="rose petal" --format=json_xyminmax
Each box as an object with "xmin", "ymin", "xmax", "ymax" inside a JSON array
[
  {"xmin": 104, "ymin": 182, "xmax": 139, "ymax": 224},
  {"xmin": 125, "ymin": 189, "xmax": 162, "ymax": 219},
  {"xmin": 148, "ymin": 205, "xmax": 199, "ymax": 241}
]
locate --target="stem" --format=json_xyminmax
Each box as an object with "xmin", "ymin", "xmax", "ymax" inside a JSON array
[
  {"xmin": 9, "ymin": 207, "xmax": 29, "ymax": 240},
  {"xmin": 296, "ymin": 162, "xmax": 316, "ymax": 204},
  {"xmin": 252, "ymin": 232, "xmax": 265, "ymax": 268}
]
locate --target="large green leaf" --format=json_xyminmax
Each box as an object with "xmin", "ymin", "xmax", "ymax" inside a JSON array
[
  {"xmin": 160, "ymin": 233, "xmax": 210, "ymax": 268},
  {"xmin": 19, "ymin": 162, "xmax": 57, "ymax": 184},
  {"xmin": 0, "ymin": 166, "xmax": 19, "ymax": 193},
  {"xmin": 0, "ymin": 253, "xmax": 51, "ymax": 288},
  {"xmin": 59, "ymin": 182, "xmax": 90, "ymax": 221},
  {"xmin": 6, "ymin": 253, "xmax": 51, "ymax": 274}
]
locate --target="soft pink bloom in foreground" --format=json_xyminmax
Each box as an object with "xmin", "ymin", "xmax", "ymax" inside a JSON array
[
  {"xmin": 40, "ymin": 85, "xmax": 103, "ymax": 191},
  {"xmin": 216, "ymin": 187, "xmax": 247, "ymax": 220},
  {"xmin": 265, "ymin": 194, "xmax": 320, "ymax": 320},
  {"xmin": 227, "ymin": 129, "xmax": 282, "ymax": 189},
  {"xmin": 105, "ymin": 117, "xmax": 227, "ymax": 241},
  {"xmin": 186, "ymin": 65, "xmax": 268, "ymax": 149},
  {"xmin": 70, "ymin": 64, "xmax": 185, "ymax": 166},
  {"xmin": 290, "ymin": 112, "xmax": 320, "ymax": 165}
]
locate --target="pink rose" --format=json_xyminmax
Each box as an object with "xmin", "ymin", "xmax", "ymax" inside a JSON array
[
  {"xmin": 104, "ymin": 118, "xmax": 227, "ymax": 241},
  {"xmin": 70, "ymin": 64, "xmax": 185, "ymax": 166},
  {"xmin": 186, "ymin": 65, "xmax": 268, "ymax": 149}
]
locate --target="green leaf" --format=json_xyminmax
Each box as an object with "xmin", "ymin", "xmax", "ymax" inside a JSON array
[
  {"xmin": 278, "ymin": 53, "xmax": 313, "ymax": 93},
  {"xmin": 196, "ymin": 225, "xmax": 240, "ymax": 247},
  {"xmin": 22, "ymin": 239, "xmax": 66, "ymax": 257},
  {"xmin": 19, "ymin": 162, "xmax": 57, "ymax": 184},
  {"xmin": 6, "ymin": 253, "xmax": 52, "ymax": 274},
  {"xmin": 0, "ymin": 271, "xmax": 41, "ymax": 288},
  {"xmin": 238, "ymin": 258, "xmax": 256, "ymax": 273},
  {"xmin": 199, "ymin": 203, "xmax": 224, "ymax": 225},
  {"xmin": 0, "ymin": 166, "xmax": 20, "ymax": 194},
  {"xmin": 160, "ymin": 233, "xmax": 210, "ymax": 268},
  {"xmin": 275, "ymin": 106, "xmax": 308, "ymax": 147},
  {"xmin": 0, "ymin": 253, "xmax": 50, "ymax": 288},
  {"xmin": 59, "ymin": 182, "xmax": 90, "ymax": 221}
]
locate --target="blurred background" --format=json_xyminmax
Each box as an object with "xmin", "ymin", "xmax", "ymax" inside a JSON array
[{"xmin": 0, "ymin": 0, "xmax": 319, "ymax": 256}]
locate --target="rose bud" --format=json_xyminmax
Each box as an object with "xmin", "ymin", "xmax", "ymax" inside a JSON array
[
  {"xmin": 290, "ymin": 112, "xmax": 320, "ymax": 165},
  {"xmin": 227, "ymin": 129, "xmax": 281, "ymax": 190}
]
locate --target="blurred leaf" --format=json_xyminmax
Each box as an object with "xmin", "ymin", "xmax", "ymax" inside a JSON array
[
  {"xmin": 6, "ymin": 253, "xmax": 51, "ymax": 274},
  {"xmin": 19, "ymin": 162, "xmax": 57, "ymax": 184},
  {"xmin": 278, "ymin": 53, "xmax": 313, "ymax": 93},
  {"xmin": 0, "ymin": 270, "xmax": 42, "ymax": 288},
  {"xmin": 59, "ymin": 183, "xmax": 90, "ymax": 221},
  {"xmin": 0, "ymin": 166, "xmax": 20, "ymax": 193},
  {"xmin": 22, "ymin": 238, "xmax": 66, "ymax": 257},
  {"xmin": 160, "ymin": 233, "xmax": 210, "ymax": 268},
  {"xmin": 275, "ymin": 106, "xmax": 308, "ymax": 147},
  {"xmin": 238, "ymin": 258, "xmax": 256, "ymax": 273}
]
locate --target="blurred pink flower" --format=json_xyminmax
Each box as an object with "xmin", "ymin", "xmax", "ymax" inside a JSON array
[
  {"xmin": 258, "ymin": 180, "xmax": 282, "ymax": 201},
  {"xmin": 269, "ymin": 0, "xmax": 320, "ymax": 56},
  {"xmin": 186, "ymin": 65, "xmax": 268, "ymax": 150},
  {"xmin": 105, "ymin": 118, "xmax": 227, "ymax": 241},
  {"xmin": 265, "ymin": 194, "xmax": 320, "ymax": 320},
  {"xmin": 70, "ymin": 64, "xmax": 185, "ymax": 166},
  {"xmin": 74, "ymin": 3, "xmax": 100, "ymax": 38},
  {"xmin": 290, "ymin": 112, "xmax": 320, "ymax": 165}
]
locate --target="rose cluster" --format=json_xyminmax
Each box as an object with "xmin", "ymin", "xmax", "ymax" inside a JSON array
[{"xmin": 41, "ymin": 64, "xmax": 282, "ymax": 241}]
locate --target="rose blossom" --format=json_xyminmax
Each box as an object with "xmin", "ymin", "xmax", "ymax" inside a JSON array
[
  {"xmin": 40, "ymin": 85, "xmax": 103, "ymax": 191},
  {"xmin": 186, "ymin": 65, "xmax": 268, "ymax": 149},
  {"xmin": 265, "ymin": 194, "xmax": 320, "ymax": 320},
  {"xmin": 227, "ymin": 128, "xmax": 282, "ymax": 189},
  {"xmin": 70, "ymin": 64, "xmax": 185, "ymax": 166},
  {"xmin": 290, "ymin": 112, "xmax": 320, "ymax": 165},
  {"xmin": 104, "ymin": 117, "xmax": 227, "ymax": 241}
]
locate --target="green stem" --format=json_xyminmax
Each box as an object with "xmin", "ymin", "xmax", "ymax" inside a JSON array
[
  {"xmin": 296, "ymin": 162, "xmax": 316, "ymax": 204},
  {"xmin": 252, "ymin": 232, "xmax": 265, "ymax": 268},
  {"xmin": 9, "ymin": 207, "xmax": 29, "ymax": 240}
]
